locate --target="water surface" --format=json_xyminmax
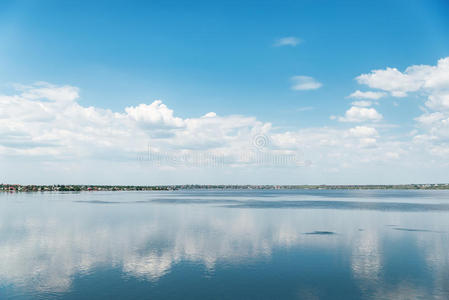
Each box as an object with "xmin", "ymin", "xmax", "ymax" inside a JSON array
[{"xmin": 1, "ymin": 190, "xmax": 448, "ymax": 299}]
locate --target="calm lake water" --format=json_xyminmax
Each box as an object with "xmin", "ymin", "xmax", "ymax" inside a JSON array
[{"xmin": 1, "ymin": 190, "xmax": 449, "ymax": 299}]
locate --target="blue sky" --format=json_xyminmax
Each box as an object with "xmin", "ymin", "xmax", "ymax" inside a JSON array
[{"xmin": 1, "ymin": 0, "xmax": 449, "ymax": 184}]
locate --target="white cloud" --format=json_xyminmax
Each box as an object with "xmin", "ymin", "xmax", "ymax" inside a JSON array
[
  {"xmin": 0, "ymin": 81, "xmax": 403, "ymax": 179},
  {"xmin": 385, "ymin": 152, "xmax": 400, "ymax": 159},
  {"xmin": 291, "ymin": 76, "xmax": 322, "ymax": 91},
  {"xmin": 358, "ymin": 137, "xmax": 377, "ymax": 147},
  {"xmin": 338, "ymin": 106, "xmax": 383, "ymax": 123},
  {"xmin": 347, "ymin": 126, "xmax": 378, "ymax": 138},
  {"xmin": 351, "ymin": 100, "xmax": 373, "ymax": 107},
  {"xmin": 424, "ymin": 91, "xmax": 449, "ymax": 111},
  {"xmin": 274, "ymin": 36, "xmax": 301, "ymax": 47},
  {"xmin": 345, "ymin": 126, "xmax": 379, "ymax": 148},
  {"xmin": 3, "ymin": 79, "xmax": 449, "ymax": 183},
  {"xmin": 0, "ymin": 82, "xmax": 273, "ymax": 163},
  {"xmin": 202, "ymin": 112, "xmax": 217, "ymax": 118},
  {"xmin": 18, "ymin": 81, "xmax": 80, "ymax": 102},
  {"xmin": 125, "ymin": 101, "xmax": 185, "ymax": 128},
  {"xmin": 347, "ymin": 56, "xmax": 449, "ymax": 157},
  {"xmin": 415, "ymin": 112, "xmax": 445, "ymax": 126},
  {"xmin": 349, "ymin": 90, "xmax": 386, "ymax": 100},
  {"xmin": 353, "ymin": 57, "xmax": 449, "ymax": 156},
  {"xmin": 357, "ymin": 67, "xmax": 423, "ymax": 97},
  {"xmin": 356, "ymin": 57, "xmax": 449, "ymax": 97},
  {"xmin": 353, "ymin": 57, "xmax": 449, "ymax": 157}
]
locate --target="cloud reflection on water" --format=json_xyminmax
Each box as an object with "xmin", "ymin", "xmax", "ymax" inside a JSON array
[{"xmin": 0, "ymin": 191, "xmax": 448, "ymax": 298}]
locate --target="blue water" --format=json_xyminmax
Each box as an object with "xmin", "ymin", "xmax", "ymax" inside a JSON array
[{"xmin": 1, "ymin": 190, "xmax": 448, "ymax": 299}]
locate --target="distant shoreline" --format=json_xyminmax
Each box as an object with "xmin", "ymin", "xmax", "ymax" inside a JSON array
[{"xmin": 2, "ymin": 184, "xmax": 449, "ymax": 192}]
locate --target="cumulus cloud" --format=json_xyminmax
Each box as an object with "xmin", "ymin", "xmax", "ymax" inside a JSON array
[
  {"xmin": 125, "ymin": 101, "xmax": 185, "ymax": 128},
  {"xmin": 0, "ymin": 82, "xmax": 277, "ymax": 165},
  {"xmin": 274, "ymin": 36, "xmax": 301, "ymax": 47},
  {"xmin": 424, "ymin": 91, "xmax": 449, "ymax": 111},
  {"xmin": 202, "ymin": 112, "xmax": 217, "ymax": 118},
  {"xmin": 354, "ymin": 57, "xmax": 449, "ymax": 156},
  {"xmin": 291, "ymin": 76, "xmax": 322, "ymax": 91},
  {"xmin": 338, "ymin": 107, "xmax": 383, "ymax": 123},
  {"xmin": 357, "ymin": 67, "xmax": 423, "ymax": 97},
  {"xmin": 349, "ymin": 90, "xmax": 386, "ymax": 100},
  {"xmin": 2, "ymin": 79, "xmax": 449, "ymax": 183},
  {"xmin": 356, "ymin": 57, "xmax": 449, "ymax": 97},
  {"xmin": 351, "ymin": 56, "xmax": 449, "ymax": 157},
  {"xmin": 347, "ymin": 126, "xmax": 379, "ymax": 138},
  {"xmin": 345, "ymin": 126, "xmax": 379, "ymax": 148},
  {"xmin": 0, "ymin": 82, "xmax": 404, "ymax": 181}
]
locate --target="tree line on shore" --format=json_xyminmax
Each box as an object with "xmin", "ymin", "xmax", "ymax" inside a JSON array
[{"xmin": 2, "ymin": 183, "xmax": 449, "ymax": 192}]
